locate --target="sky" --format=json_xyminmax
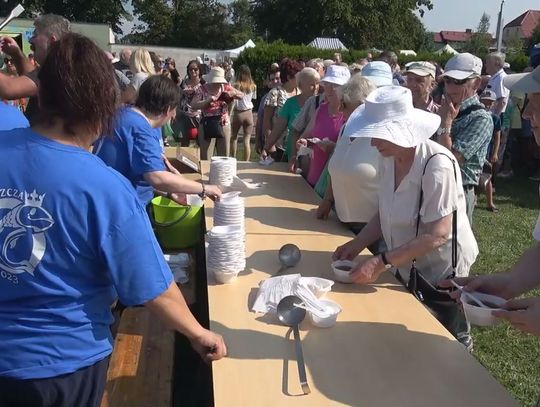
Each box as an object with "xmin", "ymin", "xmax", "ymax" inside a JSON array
[
  {"xmin": 121, "ymin": 0, "xmax": 540, "ymax": 38},
  {"xmin": 421, "ymin": 0, "xmax": 539, "ymax": 33}
]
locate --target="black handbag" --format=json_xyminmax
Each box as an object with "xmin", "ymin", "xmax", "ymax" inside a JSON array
[
  {"xmin": 402, "ymin": 152, "xmax": 468, "ymax": 338},
  {"xmin": 202, "ymin": 115, "xmax": 224, "ymax": 139}
]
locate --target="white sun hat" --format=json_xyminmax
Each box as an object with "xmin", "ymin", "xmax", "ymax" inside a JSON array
[
  {"xmin": 322, "ymin": 65, "xmax": 351, "ymax": 86},
  {"xmin": 503, "ymin": 65, "xmax": 540, "ymax": 94},
  {"xmin": 342, "ymin": 86, "xmax": 441, "ymax": 148},
  {"xmin": 203, "ymin": 67, "xmax": 228, "ymax": 84}
]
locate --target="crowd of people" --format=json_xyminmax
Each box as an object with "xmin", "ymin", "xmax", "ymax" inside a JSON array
[{"xmin": 1, "ymin": 11, "xmax": 540, "ymax": 406}]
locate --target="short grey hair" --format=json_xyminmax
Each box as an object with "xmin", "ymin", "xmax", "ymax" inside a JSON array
[
  {"xmin": 296, "ymin": 67, "xmax": 320, "ymax": 88},
  {"xmin": 307, "ymin": 58, "xmax": 324, "ymax": 71},
  {"xmin": 338, "ymin": 75, "xmax": 376, "ymax": 108},
  {"xmin": 487, "ymin": 51, "xmax": 506, "ymax": 68},
  {"xmin": 34, "ymin": 14, "xmax": 70, "ymax": 39}
]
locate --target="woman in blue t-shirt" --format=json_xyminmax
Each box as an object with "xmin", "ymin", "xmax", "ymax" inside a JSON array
[
  {"xmin": 0, "ymin": 34, "xmax": 226, "ymax": 407},
  {"xmin": 95, "ymin": 75, "xmax": 222, "ymax": 207}
]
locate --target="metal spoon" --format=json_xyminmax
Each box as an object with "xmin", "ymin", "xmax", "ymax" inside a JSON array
[
  {"xmin": 275, "ymin": 244, "xmax": 301, "ymax": 276},
  {"xmin": 277, "ymin": 295, "xmax": 311, "ymax": 395}
]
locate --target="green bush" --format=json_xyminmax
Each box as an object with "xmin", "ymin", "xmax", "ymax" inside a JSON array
[{"xmin": 235, "ymin": 41, "xmax": 529, "ymax": 103}]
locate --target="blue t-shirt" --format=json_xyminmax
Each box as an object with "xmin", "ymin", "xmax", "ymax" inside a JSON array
[
  {"xmin": 0, "ymin": 128, "xmax": 173, "ymax": 379},
  {"xmin": 0, "ymin": 102, "xmax": 29, "ymax": 131},
  {"xmin": 94, "ymin": 107, "xmax": 165, "ymax": 206}
]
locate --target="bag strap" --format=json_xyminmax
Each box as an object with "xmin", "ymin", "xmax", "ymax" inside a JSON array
[
  {"xmin": 455, "ymin": 104, "xmax": 484, "ymax": 120},
  {"xmin": 413, "ymin": 152, "xmax": 458, "ymax": 276},
  {"xmin": 315, "ymin": 94, "xmax": 321, "ymax": 109}
]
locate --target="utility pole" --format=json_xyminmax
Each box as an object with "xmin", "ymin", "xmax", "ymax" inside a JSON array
[{"xmin": 496, "ymin": 0, "xmax": 505, "ymax": 51}]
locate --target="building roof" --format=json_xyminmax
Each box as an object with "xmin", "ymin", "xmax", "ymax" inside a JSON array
[
  {"xmin": 504, "ymin": 10, "xmax": 540, "ymax": 38},
  {"xmin": 308, "ymin": 37, "xmax": 348, "ymax": 50},
  {"xmin": 433, "ymin": 30, "xmax": 494, "ymax": 44}
]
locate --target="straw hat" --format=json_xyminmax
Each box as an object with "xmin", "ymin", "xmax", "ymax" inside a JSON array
[
  {"xmin": 203, "ymin": 67, "xmax": 228, "ymax": 84},
  {"xmin": 342, "ymin": 86, "xmax": 441, "ymax": 148}
]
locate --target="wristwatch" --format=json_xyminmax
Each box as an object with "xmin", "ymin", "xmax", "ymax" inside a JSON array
[
  {"xmin": 198, "ymin": 183, "xmax": 206, "ymax": 198},
  {"xmin": 436, "ymin": 127, "xmax": 451, "ymax": 136},
  {"xmin": 380, "ymin": 252, "xmax": 393, "ymax": 270}
]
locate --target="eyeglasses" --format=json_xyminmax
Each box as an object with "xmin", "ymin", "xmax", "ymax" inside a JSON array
[
  {"xmin": 189, "ymin": 67, "xmax": 199, "ymax": 71},
  {"xmin": 443, "ymin": 76, "xmax": 470, "ymax": 86}
]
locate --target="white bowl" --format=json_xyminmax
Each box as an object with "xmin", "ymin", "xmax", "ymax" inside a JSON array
[
  {"xmin": 308, "ymin": 300, "xmax": 342, "ymax": 328},
  {"xmin": 331, "ymin": 260, "xmax": 356, "ymax": 284},
  {"xmin": 300, "ymin": 277, "xmax": 334, "ymax": 298},
  {"xmin": 213, "ymin": 270, "xmax": 239, "ymax": 284},
  {"xmin": 462, "ymin": 292, "xmax": 506, "ymax": 327}
]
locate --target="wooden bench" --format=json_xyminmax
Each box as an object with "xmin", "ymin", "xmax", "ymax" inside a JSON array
[{"xmin": 101, "ymin": 307, "xmax": 175, "ymax": 407}]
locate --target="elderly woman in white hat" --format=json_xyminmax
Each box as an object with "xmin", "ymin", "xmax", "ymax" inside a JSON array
[
  {"xmin": 297, "ymin": 64, "xmax": 351, "ymax": 191},
  {"xmin": 191, "ymin": 66, "xmax": 244, "ymax": 159},
  {"xmin": 333, "ymin": 86, "xmax": 478, "ymax": 344}
]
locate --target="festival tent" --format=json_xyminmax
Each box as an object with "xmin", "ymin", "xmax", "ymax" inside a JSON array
[
  {"xmin": 220, "ymin": 39, "xmax": 256, "ymax": 58},
  {"xmin": 435, "ymin": 44, "xmax": 459, "ymax": 55},
  {"xmin": 308, "ymin": 37, "xmax": 348, "ymax": 50}
]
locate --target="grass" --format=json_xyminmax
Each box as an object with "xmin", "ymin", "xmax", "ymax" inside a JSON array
[{"xmin": 472, "ymin": 176, "xmax": 540, "ymax": 406}]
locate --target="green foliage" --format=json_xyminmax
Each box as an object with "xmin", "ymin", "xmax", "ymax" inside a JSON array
[
  {"xmin": 526, "ymin": 21, "xmax": 540, "ymax": 53},
  {"xmin": 0, "ymin": 0, "xmax": 130, "ymax": 33},
  {"xmin": 228, "ymin": 0, "xmax": 256, "ymax": 47},
  {"xmin": 465, "ymin": 12, "xmax": 492, "ymax": 55},
  {"xmin": 505, "ymin": 32, "xmax": 525, "ymax": 56},
  {"xmin": 250, "ymin": 0, "xmax": 433, "ymax": 51}
]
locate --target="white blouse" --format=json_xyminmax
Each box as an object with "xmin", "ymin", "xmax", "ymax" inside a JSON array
[
  {"xmin": 328, "ymin": 135, "xmax": 379, "ymax": 223},
  {"xmin": 378, "ymin": 140, "xmax": 478, "ymax": 283},
  {"xmin": 235, "ymin": 89, "xmax": 257, "ymax": 111}
]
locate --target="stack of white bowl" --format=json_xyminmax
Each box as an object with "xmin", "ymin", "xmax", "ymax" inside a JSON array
[
  {"xmin": 206, "ymin": 225, "xmax": 246, "ymax": 284},
  {"xmin": 213, "ymin": 191, "xmax": 245, "ymax": 229},
  {"xmin": 209, "ymin": 156, "xmax": 237, "ymax": 187}
]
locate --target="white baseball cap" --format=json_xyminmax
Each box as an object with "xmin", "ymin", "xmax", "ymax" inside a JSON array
[
  {"xmin": 322, "ymin": 65, "xmax": 351, "ymax": 86},
  {"xmin": 404, "ymin": 61, "xmax": 436, "ymax": 78},
  {"xmin": 443, "ymin": 53, "xmax": 483, "ymax": 80},
  {"xmin": 361, "ymin": 61, "xmax": 393, "ymax": 87}
]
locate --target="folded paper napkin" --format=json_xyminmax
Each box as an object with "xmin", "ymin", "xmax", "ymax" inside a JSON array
[
  {"xmin": 258, "ymin": 156, "xmax": 275, "ymax": 167},
  {"xmin": 252, "ymin": 274, "xmax": 335, "ymax": 314},
  {"xmin": 164, "ymin": 253, "xmax": 190, "ymax": 284}
]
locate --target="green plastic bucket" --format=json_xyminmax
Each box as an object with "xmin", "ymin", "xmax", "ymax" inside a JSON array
[{"xmin": 150, "ymin": 196, "xmax": 203, "ymax": 249}]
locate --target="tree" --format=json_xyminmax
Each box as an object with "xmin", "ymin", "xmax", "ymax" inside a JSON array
[
  {"xmin": 505, "ymin": 32, "xmax": 524, "ymax": 56},
  {"xmin": 466, "ymin": 12, "xmax": 492, "ymax": 55},
  {"xmin": 228, "ymin": 0, "xmax": 256, "ymax": 46},
  {"xmin": 0, "ymin": 0, "xmax": 130, "ymax": 34},
  {"xmin": 250, "ymin": 0, "xmax": 433, "ymax": 50},
  {"xmin": 526, "ymin": 21, "xmax": 540, "ymax": 52}
]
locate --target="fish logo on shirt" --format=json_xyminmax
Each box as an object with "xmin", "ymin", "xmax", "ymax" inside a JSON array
[{"xmin": 0, "ymin": 190, "xmax": 54, "ymax": 276}]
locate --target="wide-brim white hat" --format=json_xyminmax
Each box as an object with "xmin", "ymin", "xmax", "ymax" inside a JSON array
[
  {"xmin": 342, "ymin": 86, "xmax": 441, "ymax": 148},
  {"xmin": 503, "ymin": 65, "xmax": 540, "ymax": 94},
  {"xmin": 203, "ymin": 67, "xmax": 228, "ymax": 84}
]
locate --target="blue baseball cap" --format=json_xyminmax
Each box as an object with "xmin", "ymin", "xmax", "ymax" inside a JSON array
[{"xmin": 361, "ymin": 61, "xmax": 393, "ymax": 87}]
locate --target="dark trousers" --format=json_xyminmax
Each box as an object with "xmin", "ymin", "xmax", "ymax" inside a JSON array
[{"xmin": 0, "ymin": 357, "xmax": 109, "ymax": 407}]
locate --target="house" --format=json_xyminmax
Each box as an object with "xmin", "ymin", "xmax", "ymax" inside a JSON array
[
  {"xmin": 433, "ymin": 29, "xmax": 494, "ymax": 51},
  {"xmin": 308, "ymin": 37, "xmax": 348, "ymax": 51},
  {"xmin": 503, "ymin": 10, "xmax": 540, "ymax": 43}
]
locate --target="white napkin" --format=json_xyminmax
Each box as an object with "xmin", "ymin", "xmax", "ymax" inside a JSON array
[
  {"xmin": 258, "ymin": 156, "xmax": 275, "ymax": 166},
  {"xmin": 297, "ymin": 146, "xmax": 313, "ymax": 157},
  {"xmin": 164, "ymin": 253, "xmax": 190, "ymax": 284},
  {"xmin": 251, "ymin": 275, "xmax": 335, "ymax": 314}
]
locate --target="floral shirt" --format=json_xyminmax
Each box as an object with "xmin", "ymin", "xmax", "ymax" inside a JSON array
[
  {"xmin": 195, "ymin": 83, "xmax": 234, "ymax": 125},
  {"xmin": 179, "ymin": 80, "xmax": 202, "ymax": 118}
]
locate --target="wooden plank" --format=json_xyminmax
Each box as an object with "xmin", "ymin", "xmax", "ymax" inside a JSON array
[{"xmin": 101, "ymin": 308, "xmax": 175, "ymax": 407}]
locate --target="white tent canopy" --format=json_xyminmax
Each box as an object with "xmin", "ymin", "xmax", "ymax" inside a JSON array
[
  {"xmin": 220, "ymin": 39, "xmax": 256, "ymax": 58},
  {"xmin": 308, "ymin": 37, "xmax": 348, "ymax": 50},
  {"xmin": 435, "ymin": 44, "xmax": 459, "ymax": 55}
]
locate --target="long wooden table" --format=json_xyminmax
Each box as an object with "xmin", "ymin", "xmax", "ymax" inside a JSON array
[{"xmin": 201, "ymin": 162, "xmax": 518, "ymax": 406}]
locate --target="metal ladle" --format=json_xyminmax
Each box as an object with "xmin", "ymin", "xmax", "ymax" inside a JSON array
[
  {"xmin": 275, "ymin": 244, "xmax": 301, "ymax": 276},
  {"xmin": 277, "ymin": 295, "xmax": 311, "ymax": 395}
]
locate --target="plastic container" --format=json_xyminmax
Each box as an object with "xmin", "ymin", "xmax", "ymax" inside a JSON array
[
  {"xmin": 300, "ymin": 277, "xmax": 334, "ymax": 298},
  {"xmin": 331, "ymin": 260, "xmax": 356, "ymax": 284},
  {"xmin": 213, "ymin": 271, "xmax": 239, "ymax": 284},
  {"xmin": 462, "ymin": 292, "xmax": 506, "ymax": 327},
  {"xmin": 308, "ymin": 300, "xmax": 342, "ymax": 328},
  {"xmin": 150, "ymin": 196, "xmax": 203, "ymax": 249}
]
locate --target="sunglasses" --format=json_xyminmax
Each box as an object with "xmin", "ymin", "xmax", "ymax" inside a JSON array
[
  {"xmin": 443, "ymin": 76, "xmax": 470, "ymax": 86},
  {"xmin": 189, "ymin": 67, "xmax": 199, "ymax": 71}
]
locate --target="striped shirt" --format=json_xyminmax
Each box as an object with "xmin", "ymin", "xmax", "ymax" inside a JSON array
[{"xmin": 451, "ymin": 95, "xmax": 494, "ymax": 186}]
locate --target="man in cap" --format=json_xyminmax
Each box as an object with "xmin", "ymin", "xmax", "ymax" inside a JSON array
[
  {"xmin": 404, "ymin": 61, "xmax": 439, "ymax": 113},
  {"xmin": 437, "ymin": 53, "xmax": 494, "ymax": 224},
  {"xmin": 0, "ymin": 14, "xmax": 70, "ymax": 123},
  {"xmin": 444, "ymin": 66, "xmax": 540, "ymax": 340}
]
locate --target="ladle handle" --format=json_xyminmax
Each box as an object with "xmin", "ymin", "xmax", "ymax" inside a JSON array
[{"xmin": 293, "ymin": 324, "xmax": 310, "ymax": 395}]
